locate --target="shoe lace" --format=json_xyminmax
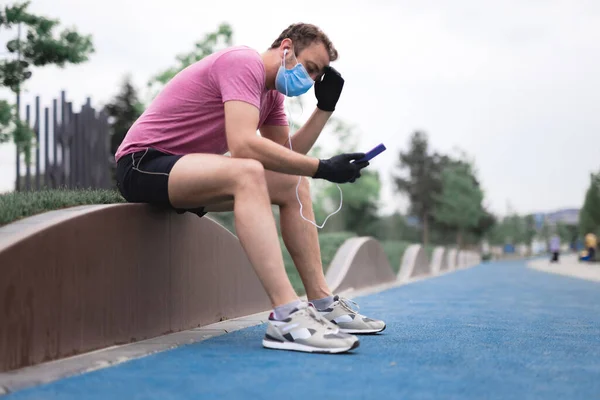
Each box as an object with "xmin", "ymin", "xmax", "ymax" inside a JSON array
[
  {"xmin": 306, "ymin": 305, "xmax": 337, "ymax": 330},
  {"xmin": 338, "ymin": 297, "xmax": 360, "ymax": 314}
]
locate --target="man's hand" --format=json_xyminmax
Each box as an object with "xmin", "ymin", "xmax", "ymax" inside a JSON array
[
  {"xmin": 315, "ymin": 66, "xmax": 344, "ymax": 112},
  {"xmin": 313, "ymin": 152, "xmax": 369, "ymax": 183}
]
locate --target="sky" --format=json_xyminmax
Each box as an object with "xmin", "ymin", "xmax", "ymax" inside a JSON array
[{"xmin": 0, "ymin": 0, "xmax": 599, "ymax": 217}]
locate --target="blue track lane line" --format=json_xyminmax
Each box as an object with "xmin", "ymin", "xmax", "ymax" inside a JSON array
[{"xmin": 5, "ymin": 259, "xmax": 600, "ymax": 400}]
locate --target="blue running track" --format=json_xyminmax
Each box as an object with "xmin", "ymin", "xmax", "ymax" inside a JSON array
[{"xmin": 5, "ymin": 259, "xmax": 600, "ymax": 399}]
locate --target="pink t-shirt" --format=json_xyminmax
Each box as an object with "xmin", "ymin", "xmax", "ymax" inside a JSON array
[{"xmin": 115, "ymin": 46, "xmax": 288, "ymax": 161}]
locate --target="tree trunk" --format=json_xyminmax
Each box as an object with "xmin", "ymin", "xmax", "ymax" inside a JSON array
[
  {"xmin": 457, "ymin": 229, "xmax": 463, "ymax": 249},
  {"xmin": 422, "ymin": 213, "xmax": 429, "ymax": 246}
]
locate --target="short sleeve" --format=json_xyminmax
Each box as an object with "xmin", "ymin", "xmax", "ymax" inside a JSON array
[
  {"xmin": 263, "ymin": 93, "xmax": 289, "ymax": 126},
  {"xmin": 211, "ymin": 48, "xmax": 265, "ymax": 109}
]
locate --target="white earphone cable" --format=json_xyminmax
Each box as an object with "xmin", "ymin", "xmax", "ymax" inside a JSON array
[{"xmin": 282, "ymin": 51, "xmax": 342, "ymax": 229}]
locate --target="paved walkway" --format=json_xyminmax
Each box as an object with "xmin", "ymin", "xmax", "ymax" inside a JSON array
[
  {"xmin": 528, "ymin": 253, "xmax": 600, "ymax": 282},
  {"xmin": 4, "ymin": 259, "xmax": 600, "ymax": 399}
]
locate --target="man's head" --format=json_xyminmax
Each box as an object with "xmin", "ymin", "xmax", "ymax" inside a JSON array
[{"xmin": 263, "ymin": 23, "xmax": 338, "ymax": 91}]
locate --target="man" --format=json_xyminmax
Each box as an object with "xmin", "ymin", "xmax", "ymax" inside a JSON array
[
  {"xmin": 549, "ymin": 234, "xmax": 560, "ymax": 263},
  {"xmin": 115, "ymin": 23, "xmax": 385, "ymax": 354}
]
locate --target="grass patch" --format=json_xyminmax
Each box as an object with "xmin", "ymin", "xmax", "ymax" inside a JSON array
[
  {"xmin": 423, "ymin": 244, "xmax": 436, "ymax": 261},
  {"xmin": 381, "ymin": 240, "xmax": 411, "ymax": 274},
  {"xmin": 0, "ymin": 188, "xmax": 125, "ymax": 227}
]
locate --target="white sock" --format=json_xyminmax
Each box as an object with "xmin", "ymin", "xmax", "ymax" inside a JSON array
[
  {"xmin": 310, "ymin": 295, "xmax": 335, "ymax": 311},
  {"xmin": 273, "ymin": 299, "xmax": 304, "ymax": 320}
]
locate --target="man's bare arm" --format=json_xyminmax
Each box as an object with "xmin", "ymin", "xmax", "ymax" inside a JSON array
[
  {"xmin": 225, "ymin": 100, "xmax": 319, "ymax": 176},
  {"xmin": 260, "ymin": 108, "xmax": 333, "ymax": 155}
]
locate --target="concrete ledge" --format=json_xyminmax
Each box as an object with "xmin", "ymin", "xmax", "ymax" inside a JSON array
[
  {"xmin": 457, "ymin": 250, "xmax": 467, "ymax": 268},
  {"xmin": 461, "ymin": 251, "xmax": 481, "ymax": 268},
  {"xmin": 0, "ymin": 204, "xmax": 271, "ymax": 372},
  {"xmin": 398, "ymin": 244, "xmax": 429, "ymax": 282},
  {"xmin": 325, "ymin": 237, "xmax": 396, "ymax": 294},
  {"xmin": 446, "ymin": 248, "xmax": 458, "ymax": 270},
  {"xmin": 430, "ymin": 246, "xmax": 447, "ymax": 274}
]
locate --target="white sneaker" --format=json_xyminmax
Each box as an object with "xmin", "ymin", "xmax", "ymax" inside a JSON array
[
  {"xmin": 262, "ymin": 302, "xmax": 360, "ymax": 354},
  {"xmin": 318, "ymin": 296, "xmax": 386, "ymax": 334}
]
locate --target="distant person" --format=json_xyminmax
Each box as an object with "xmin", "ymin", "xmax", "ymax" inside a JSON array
[
  {"xmin": 585, "ymin": 233, "xmax": 597, "ymax": 262},
  {"xmin": 114, "ymin": 23, "xmax": 384, "ymax": 354},
  {"xmin": 549, "ymin": 234, "xmax": 560, "ymax": 263}
]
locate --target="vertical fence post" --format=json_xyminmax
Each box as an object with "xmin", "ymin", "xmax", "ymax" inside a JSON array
[
  {"xmin": 13, "ymin": 91, "xmax": 112, "ymax": 193},
  {"xmin": 67, "ymin": 102, "xmax": 74, "ymax": 189},
  {"xmin": 84, "ymin": 98, "xmax": 92, "ymax": 188},
  {"xmin": 61, "ymin": 92, "xmax": 67, "ymax": 188},
  {"xmin": 76, "ymin": 109, "xmax": 83, "ymax": 188},
  {"xmin": 35, "ymin": 96, "xmax": 41, "ymax": 190},
  {"xmin": 44, "ymin": 106, "xmax": 50, "ymax": 189},
  {"xmin": 25, "ymin": 105, "xmax": 31, "ymax": 191},
  {"xmin": 52, "ymin": 99, "xmax": 58, "ymax": 189}
]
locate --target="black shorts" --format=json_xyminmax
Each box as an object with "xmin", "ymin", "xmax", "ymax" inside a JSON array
[{"xmin": 115, "ymin": 148, "xmax": 206, "ymax": 218}]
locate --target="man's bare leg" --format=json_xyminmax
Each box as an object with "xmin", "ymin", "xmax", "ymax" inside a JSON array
[
  {"xmin": 199, "ymin": 169, "xmax": 334, "ymax": 301},
  {"xmin": 168, "ymin": 154, "xmax": 298, "ymax": 308},
  {"xmin": 265, "ymin": 171, "xmax": 332, "ymax": 302}
]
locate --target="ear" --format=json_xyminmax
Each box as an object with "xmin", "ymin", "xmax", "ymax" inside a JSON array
[{"xmin": 279, "ymin": 38, "xmax": 293, "ymax": 57}]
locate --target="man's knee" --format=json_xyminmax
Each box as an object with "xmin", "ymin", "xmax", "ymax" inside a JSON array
[
  {"xmin": 236, "ymin": 159, "xmax": 267, "ymax": 189},
  {"xmin": 272, "ymin": 174, "xmax": 310, "ymax": 205}
]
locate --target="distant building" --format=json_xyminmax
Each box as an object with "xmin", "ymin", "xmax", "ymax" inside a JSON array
[
  {"xmin": 544, "ymin": 208, "xmax": 579, "ymax": 226},
  {"xmin": 532, "ymin": 208, "xmax": 579, "ymax": 228}
]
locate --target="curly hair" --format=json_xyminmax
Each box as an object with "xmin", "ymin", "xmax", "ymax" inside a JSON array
[{"xmin": 270, "ymin": 23, "xmax": 338, "ymax": 61}]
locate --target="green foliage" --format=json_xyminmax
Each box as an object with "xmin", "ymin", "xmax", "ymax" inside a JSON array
[
  {"xmin": 487, "ymin": 213, "xmax": 539, "ymax": 246},
  {"xmin": 0, "ymin": 1, "xmax": 94, "ymax": 161},
  {"xmin": 318, "ymin": 170, "xmax": 381, "ymax": 236},
  {"xmin": 433, "ymin": 164, "xmax": 484, "ymax": 246},
  {"xmin": 12, "ymin": 118, "xmax": 35, "ymax": 164},
  {"xmin": 579, "ymin": 172, "xmax": 600, "ymax": 236},
  {"xmin": 373, "ymin": 212, "xmax": 421, "ymax": 243},
  {"xmin": 310, "ymin": 117, "xmax": 382, "ymax": 236},
  {"xmin": 393, "ymin": 131, "xmax": 494, "ymax": 246},
  {"xmin": 0, "ymin": 188, "xmax": 125, "ymax": 226},
  {"xmin": 556, "ymin": 221, "xmax": 578, "ymax": 244},
  {"xmin": 393, "ymin": 131, "xmax": 449, "ymax": 245},
  {"xmin": 0, "ymin": 1, "xmax": 94, "ymax": 88},
  {"xmin": 105, "ymin": 75, "xmax": 145, "ymax": 156},
  {"xmin": 381, "ymin": 240, "xmax": 410, "ymax": 273},
  {"xmin": 0, "ymin": 100, "xmax": 35, "ymax": 162},
  {"xmin": 147, "ymin": 22, "xmax": 233, "ymax": 94},
  {"xmin": 0, "ymin": 99, "xmax": 13, "ymax": 142}
]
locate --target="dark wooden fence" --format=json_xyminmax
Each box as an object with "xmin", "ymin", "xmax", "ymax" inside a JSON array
[{"xmin": 15, "ymin": 91, "xmax": 112, "ymax": 191}]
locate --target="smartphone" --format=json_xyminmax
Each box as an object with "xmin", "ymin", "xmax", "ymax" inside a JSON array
[{"xmin": 355, "ymin": 143, "xmax": 386, "ymax": 163}]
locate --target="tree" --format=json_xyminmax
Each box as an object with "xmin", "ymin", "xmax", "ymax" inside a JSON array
[
  {"xmin": 579, "ymin": 172, "xmax": 600, "ymax": 236},
  {"xmin": 470, "ymin": 209, "xmax": 496, "ymax": 241},
  {"xmin": 393, "ymin": 131, "xmax": 445, "ymax": 245},
  {"xmin": 147, "ymin": 22, "xmax": 233, "ymax": 96},
  {"xmin": 0, "ymin": 1, "xmax": 94, "ymax": 162},
  {"xmin": 104, "ymin": 75, "xmax": 145, "ymax": 185},
  {"xmin": 433, "ymin": 164, "xmax": 484, "ymax": 248},
  {"xmin": 372, "ymin": 212, "xmax": 421, "ymax": 243},
  {"xmin": 104, "ymin": 75, "xmax": 145, "ymax": 156}
]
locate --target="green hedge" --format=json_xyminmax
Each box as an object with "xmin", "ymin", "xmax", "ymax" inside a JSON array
[
  {"xmin": 0, "ymin": 189, "xmax": 125, "ymax": 227},
  {"xmin": 381, "ymin": 240, "xmax": 411, "ymax": 274}
]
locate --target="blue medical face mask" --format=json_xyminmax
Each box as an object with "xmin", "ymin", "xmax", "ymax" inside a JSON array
[{"xmin": 275, "ymin": 49, "xmax": 314, "ymax": 97}]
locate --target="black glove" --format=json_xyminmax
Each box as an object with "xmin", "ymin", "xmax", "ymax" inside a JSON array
[
  {"xmin": 315, "ymin": 66, "xmax": 344, "ymax": 112},
  {"xmin": 313, "ymin": 153, "xmax": 369, "ymax": 184}
]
